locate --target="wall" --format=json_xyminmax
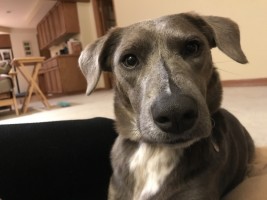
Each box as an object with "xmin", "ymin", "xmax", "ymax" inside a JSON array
[
  {"xmin": 113, "ymin": 0, "xmax": 267, "ymax": 80},
  {"xmin": 0, "ymin": 26, "xmax": 10, "ymax": 34},
  {"xmin": 75, "ymin": 2, "xmax": 98, "ymax": 48},
  {"xmin": 9, "ymin": 28, "xmax": 40, "ymax": 93}
]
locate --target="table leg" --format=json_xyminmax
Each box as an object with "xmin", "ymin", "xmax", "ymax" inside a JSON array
[
  {"xmin": 17, "ymin": 62, "xmax": 51, "ymax": 113},
  {"xmin": 16, "ymin": 66, "xmax": 32, "ymax": 113},
  {"xmin": 23, "ymin": 79, "xmax": 35, "ymax": 113},
  {"xmin": 31, "ymin": 63, "xmax": 50, "ymax": 109}
]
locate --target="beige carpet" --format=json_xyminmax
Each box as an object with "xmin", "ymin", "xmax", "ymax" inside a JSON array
[{"xmin": 0, "ymin": 86, "xmax": 267, "ymax": 147}]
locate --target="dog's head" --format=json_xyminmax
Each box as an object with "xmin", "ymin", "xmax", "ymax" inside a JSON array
[{"xmin": 79, "ymin": 13, "xmax": 247, "ymax": 147}]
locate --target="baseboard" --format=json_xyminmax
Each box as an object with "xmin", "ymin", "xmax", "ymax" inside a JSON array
[{"xmin": 222, "ymin": 78, "xmax": 267, "ymax": 87}]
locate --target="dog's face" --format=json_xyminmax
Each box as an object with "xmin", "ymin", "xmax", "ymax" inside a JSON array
[{"xmin": 79, "ymin": 13, "xmax": 247, "ymax": 147}]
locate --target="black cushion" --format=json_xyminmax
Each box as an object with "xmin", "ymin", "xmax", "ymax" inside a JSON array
[{"xmin": 0, "ymin": 117, "xmax": 117, "ymax": 200}]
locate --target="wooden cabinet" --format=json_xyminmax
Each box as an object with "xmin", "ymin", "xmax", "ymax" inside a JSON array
[
  {"xmin": 39, "ymin": 55, "xmax": 87, "ymax": 94},
  {"xmin": 37, "ymin": 2, "xmax": 80, "ymax": 50},
  {"xmin": 0, "ymin": 34, "xmax": 12, "ymax": 48},
  {"xmin": 59, "ymin": 0, "xmax": 90, "ymax": 2}
]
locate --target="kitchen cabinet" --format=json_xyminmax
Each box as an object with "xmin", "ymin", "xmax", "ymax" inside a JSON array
[
  {"xmin": 37, "ymin": 2, "xmax": 80, "ymax": 50},
  {"xmin": 0, "ymin": 34, "xmax": 12, "ymax": 48},
  {"xmin": 60, "ymin": 0, "xmax": 90, "ymax": 2},
  {"xmin": 39, "ymin": 55, "xmax": 86, "ymax": 94}
]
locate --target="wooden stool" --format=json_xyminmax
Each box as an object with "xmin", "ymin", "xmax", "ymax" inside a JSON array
[{"xmin": 12, "ymin": 57, "xmax": 51, "ymax": 114}]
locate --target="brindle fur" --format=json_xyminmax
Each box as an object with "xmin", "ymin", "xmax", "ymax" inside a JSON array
[{"xmin": 79, "ymin": 12, "xmax": 255, "ymax": 200}]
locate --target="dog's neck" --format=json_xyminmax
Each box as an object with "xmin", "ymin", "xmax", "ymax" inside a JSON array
[{"xmin": 129, "ymin": 143, "xmax": 183, "ymax": 200}]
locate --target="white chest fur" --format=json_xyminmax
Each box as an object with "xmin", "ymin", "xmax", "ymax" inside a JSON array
[{"xmin": 129, "ymin": 143, "xmax": 182, "ymax": 200}]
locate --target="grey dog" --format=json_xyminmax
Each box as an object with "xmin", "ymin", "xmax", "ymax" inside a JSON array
[{"xmin": 79, "ymin": 12, "xmax": 255, "ymax": 200}]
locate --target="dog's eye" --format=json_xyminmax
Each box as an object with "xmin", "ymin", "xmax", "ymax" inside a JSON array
[
  {"xmin": 122, "ymin": 54, "xmax": 139, "ymax": 69},
  {"xmin": 183, "ymin": 40, "xmax": 201, "ymax": 57}
]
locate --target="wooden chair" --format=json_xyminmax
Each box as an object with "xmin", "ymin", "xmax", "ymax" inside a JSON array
[{"xmin": 0, "ymin": 61, "xmax": 19, "ymax": 115}]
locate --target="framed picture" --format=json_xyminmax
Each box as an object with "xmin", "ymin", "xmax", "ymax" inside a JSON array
[
  {"xmin": 3, "ymin": 51, "xmax": 11, "ymax": 60},
  {"xmin": 23, "ymin": 41, "xmax": 32, "ymax": 56},
  {"xmin": 0, "ymin": 49, "xmax": 13, "ymax": 62}
]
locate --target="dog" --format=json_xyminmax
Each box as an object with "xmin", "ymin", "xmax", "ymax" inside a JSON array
[{"xmin": 79, "ymin": 12, "xmax": 255, "ymax": 200}]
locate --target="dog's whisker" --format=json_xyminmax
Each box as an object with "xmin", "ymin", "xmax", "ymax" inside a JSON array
[{"xmin": 216, "ymin": 67, "xmax": 241, "ymax": 76}]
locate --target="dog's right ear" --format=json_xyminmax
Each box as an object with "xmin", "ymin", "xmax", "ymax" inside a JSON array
[{"xmin": 79, "ymin": 28, "xmax": 122, "ymax": 95}]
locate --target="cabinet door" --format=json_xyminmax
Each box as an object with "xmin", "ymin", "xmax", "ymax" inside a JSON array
[
  {"xmin": 44, "ymin": 17, "xmax": 52, "ymax": 44},
  {"xmin": 47, "ymin": 12, "xmax": 56, "ymax": 41},
  {"xmin": 61, "ymin": 2, "xmax": 80, "ymax": 34},
  {"xmin": 45, "ymin": 59, "xmax": 61, "ymax": 94},
  {"xmin": 52, "ymin": 2, "xmax": 80, "ymax": 38},
  {"xmin": 42, "ymin": 60, "xmax": 51, "ymax": 94},
  {"xmin": 54, "ymin": 3, "xmax": 65, "ymax": 37},
  {"xmin": 48, "ymin": 67, "xmax": 62, "ymax": 93},
  {"xmin": 58, "ymin": 56, "xmax": 86, "ymax": 93},
  {"xmin": 36, "ymin": 25, "xmax": 44, "ymax": 49},
  {"xmin": 38, "ymin": 23, "xmax": 44, "ymax": 49},
  {"xmin": 50, "ymin": 6, "xmax": 59, "ymax": 38},
  {"xmin": 0, "ymin": 34, "xmax": 12, "ymax": 48},
  {"xmin": 40, "ymin": 21, "xmax": 48, "ymax": 48},
  {"xmin": 45, "ymin": 69, "xmax": 52, "ymax": 93}
]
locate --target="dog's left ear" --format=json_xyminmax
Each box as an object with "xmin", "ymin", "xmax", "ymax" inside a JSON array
[
  {"xmin": 183, "ymin": 13, "xmax": 248, "ymax": 64},
  {"xmin": 79, "ymin": 28, "xmax": 122, "ymax": 95},
  {"xmin": 202, "ymin": 15, "xmax": 248, "ymax": 64}
]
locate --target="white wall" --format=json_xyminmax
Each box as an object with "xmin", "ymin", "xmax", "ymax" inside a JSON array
[
  {"xmin": 113, "ymin": 0, "xmax": 267, "ymax": 80},
  {"xmin": 75, "ymin": 2, "xmax": 98, "ymax": 48},
  {"xmin": 10, "ymin": 28, "xmax": 40, "ymax": 93}
]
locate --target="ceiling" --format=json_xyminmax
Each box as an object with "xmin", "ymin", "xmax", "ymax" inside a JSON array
[{"xmin": 0, "ymin": 0, "xmax": 57, "ymax": 31}]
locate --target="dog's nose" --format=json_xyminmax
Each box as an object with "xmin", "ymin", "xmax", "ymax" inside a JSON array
[{"xmin": 151, "ymin": 95, "xmax": 198, "ymax": 134}]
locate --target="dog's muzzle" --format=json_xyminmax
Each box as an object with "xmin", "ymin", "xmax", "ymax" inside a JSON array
[{"xmin": 151, "ymin": 93, "xmax": 198, "ymax": 135}]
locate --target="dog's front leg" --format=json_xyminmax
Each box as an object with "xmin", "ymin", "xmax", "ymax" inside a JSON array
[
  {"xmin": 108, "ymin": 180, "xmax": 119, "ymax": 200},
  {"xmin": 108, "ymin": 176, "xmax": 127, "ymax": 200},
  {"xmin": 108, "ymin": 181, "xmax": 117, "ymax": 200}
]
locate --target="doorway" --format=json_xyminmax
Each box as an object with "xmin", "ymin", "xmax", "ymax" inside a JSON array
[
  {"xmin": 92, "ymin": 0, "xmax": 117, "ymax": 37},
  {"xmin": 92, "ymin": 0, "xmax": 116, "ymax": 89}
]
